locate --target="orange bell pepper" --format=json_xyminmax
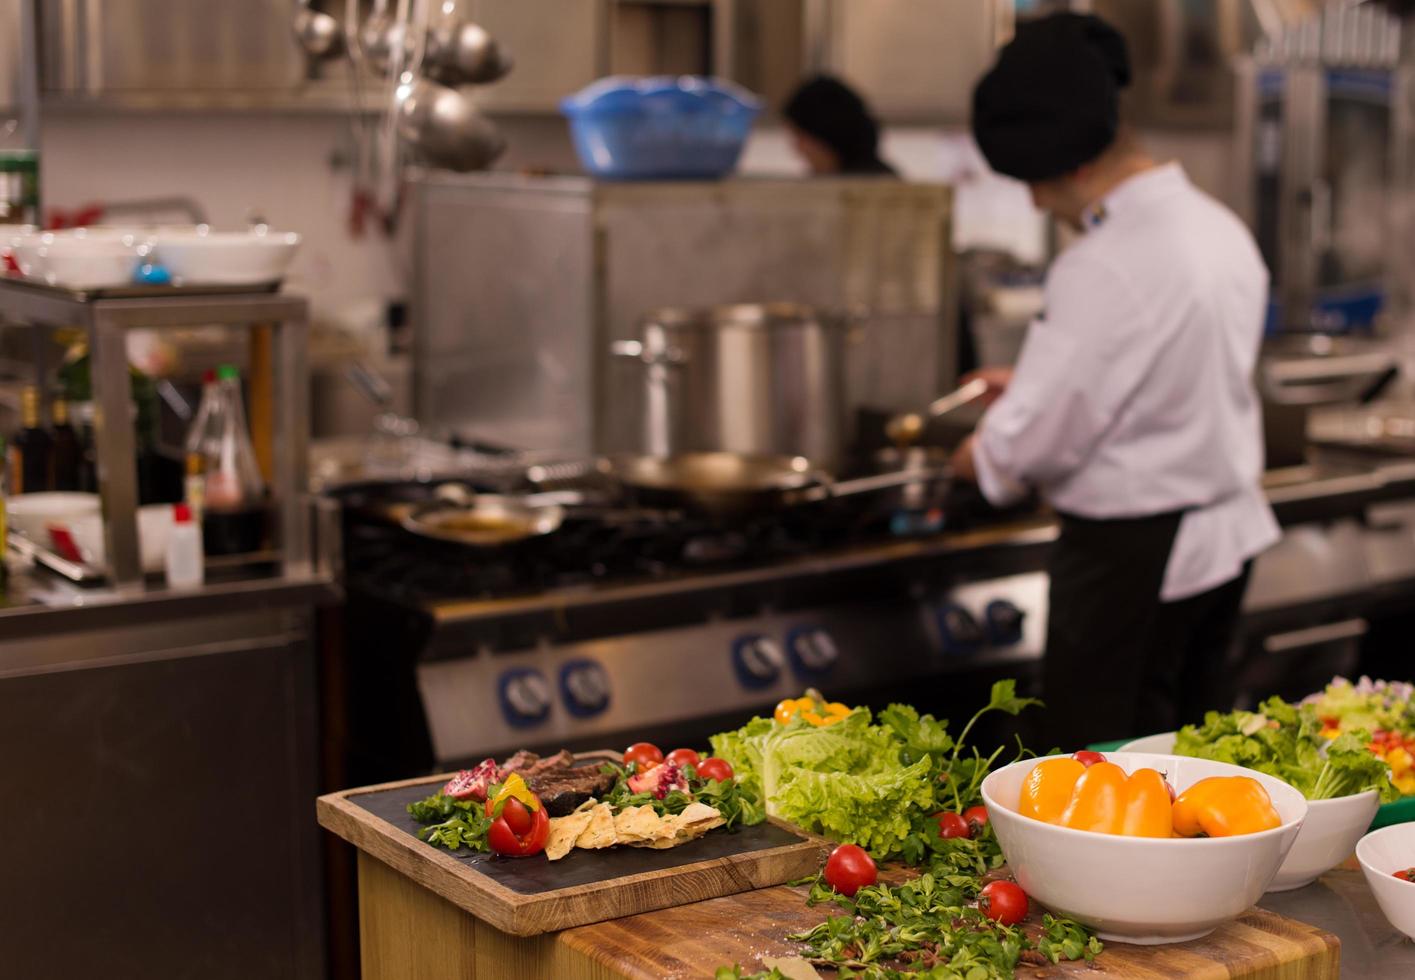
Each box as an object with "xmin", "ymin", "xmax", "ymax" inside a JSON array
[
  {"xmin": 1019, "ymin": 757, "xmax": 1087, "ymax": 823},
  {"xmin": 1171, "ymin": 776, "xmax": 1282, "ymax": 838},
  {"xmin": 1019, "ymin": 759, "xmax": 1173, "ymax": 837},
  {"xmin": 774, "ymin": 694, "xmax": 852, "ymax": 727}
]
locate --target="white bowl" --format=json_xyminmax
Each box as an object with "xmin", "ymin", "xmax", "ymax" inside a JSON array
[
  {"xmin": 38, "ymin": 236, "xmax": 142, "ymax": 288},
  {"xmin": 1119, "ymin": 731, "xmax": 1382, "ymax": 892},
  {"xmin": 1117, "ymin": 732, "xmax": 1178, "ymax": 754},
  {"xmin": 1356, "ymin": 823, "xmax": 1415, "ymax": 940},
  {"xmin": 57, "ymin": 505, "xmax": 173, "ymax": 573},
  {"xmin": 10, "ymin": 229, "xmax": 50, "ymax": 278},
  {"xmin": 1270, "ymin": 789, "xmax": 1380, "ymax": 891},
  {"xmin": 8, "ymin": 492, "xmax": 101, "ymax": 542},
  {"xmin": 54, "ymin": 226, "xmax": 153, "ymax": 247},
  {"xmin": 151, "ymin": 229, "xmax": 300, "ymax": 285},
  {"xmin": 982, "ymin": 752, "xmax": 1308, "ymax": 944}
]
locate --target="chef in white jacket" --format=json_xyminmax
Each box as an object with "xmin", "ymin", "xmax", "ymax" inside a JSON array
[{"xmin": 953, "ymin": 12, "xmax": 1280, "ymax": 747}]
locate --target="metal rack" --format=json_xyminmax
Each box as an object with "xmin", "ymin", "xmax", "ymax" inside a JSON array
[{"xmin": 0, "ymin": 277, "xmax": 310, "ymax": 587}]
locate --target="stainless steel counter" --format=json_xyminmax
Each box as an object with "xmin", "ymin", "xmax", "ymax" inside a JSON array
[{"xmin": 1263, "ymin": 868, "xmax": 1415, "ymax": 978}]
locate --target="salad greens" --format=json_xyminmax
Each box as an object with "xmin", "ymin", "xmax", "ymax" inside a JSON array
[
  {"xmin": 1174, "ymin": 696, "xmax": 1397, "ymax": 802},
  {"xmin": 1303, "ymin": 676, "xmax": 1415, "ymax": 736},
  {"xmin": 406, "ymin": 792, "xmax": 492, "ymax": 852},
  {"xmin": 716, "ymin": 871, "xmax": 1100, "ymax": 980},
  {"xmin": 599, "ymin": 762, "xmax": 765, "ymax": 831},
  {"xmin": 709, "ymin": 681, "xmax": 1040, "ymax": 861}
]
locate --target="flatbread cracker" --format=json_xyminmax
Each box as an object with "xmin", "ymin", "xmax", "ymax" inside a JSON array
[
  {"xmin": 613, "ymin": 804, "xmax": 663, "ymax": 843},
  {"xmin": 545, "ymin": 807, "xmax": 596, "ymax": 861},
  {"xmin": 575, "ymin": 803, "xmax": 618, "ymax": 849}
]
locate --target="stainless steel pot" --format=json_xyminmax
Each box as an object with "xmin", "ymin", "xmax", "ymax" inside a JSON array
[{"xmin": 611, "ymin": 303, "xmax": 856, "ymax": 472}]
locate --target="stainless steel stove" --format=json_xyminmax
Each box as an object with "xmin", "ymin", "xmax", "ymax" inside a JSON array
[{"xmin": 330, "ymin": 479, "xmax": 1053, "ymax": 783}]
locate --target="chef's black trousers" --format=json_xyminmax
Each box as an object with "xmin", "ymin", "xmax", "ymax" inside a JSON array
[{"xmin": 1041, "ymin": 510, "xmax": 1252, "ymax": 751}]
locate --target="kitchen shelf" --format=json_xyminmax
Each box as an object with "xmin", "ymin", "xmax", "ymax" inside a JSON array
[{"xmin": 0, "ymin": 278, "xmax": 310, "ymax": 587}]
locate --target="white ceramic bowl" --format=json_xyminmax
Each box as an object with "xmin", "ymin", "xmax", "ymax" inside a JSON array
[
  {"xmin": 57, "ymin": 505, "xmax": 173, "ymax": 573},
  {"xmin": 10, "ymin": 228, "xmax": 50, "ymax": 278},
  {"xmin": 38, "ymin": 236, "xmax": 142, "ymax": 288},
  {"xmin": 982, "ymin": 752, "xmax": 1308, "ymax": 944},
  {"xmin": 1356, "ymin": 822, "xmax": 1415, "ymax": 940},
  {"xmin": 1119, "ymin": 731, "xmax": 1382, "ymax": 891},
  {"xmin": 8, "ymin": 492, "xmax": 101, "ymax": 542},
  {"xmin": 151, "ymin": 229, "xmax": 301, "ymax": 285}
]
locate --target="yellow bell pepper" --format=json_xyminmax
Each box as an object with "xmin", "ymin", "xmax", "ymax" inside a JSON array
[
  {"xmin": 1019, "ymin": 759, "xmax": 1173, "ymax": 837},
  {"xmin": 483, "ymin": 772, "xmax": 541, "ymax": 820},
  {"xmin": 1171, "ymin": 776, "xmax": 1281, "ymax": 838},
  {"xmin": 774, "ymin": 695, "xmax": 852, "ymax": 727}
]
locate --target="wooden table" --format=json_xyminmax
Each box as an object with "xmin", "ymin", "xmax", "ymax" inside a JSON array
[{"xmin": 353, "ymin": 847, "xmax": 1344, "ymax": 979}]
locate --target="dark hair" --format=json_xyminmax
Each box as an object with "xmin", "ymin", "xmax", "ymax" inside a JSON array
[{"xmin": 783, "ymin": 75, "xmax": 887, "ymax": 172}]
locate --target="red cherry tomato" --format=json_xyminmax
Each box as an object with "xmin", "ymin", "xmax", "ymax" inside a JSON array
[
  {"xmin": 623, "ymin": 742, "xmax": 664, "ymax": 770},
  {"xmin": 487, "ymin": 804, "xmax": 550, "ymax": 858},
  {"xmin": 666, "ymin": 748, "xmax": 701, "ymax": 768},
  {"xmin": 935, "ymin": 811, "xmax": 972, "ymax": 840},
  {"xmin": 1072, "ymin": 750, "xmax": 1106, "ymax": 768},
  {"xmin": 500, "ymin": 796, "xmax": 533, "ymax": 836},
  {"xmin": 963, "ymin": 806, "xmax": 990, "ymax": 834},
  {"xmin": 979, "ymin": 880, "xmax": 1029, "ymax": 926},
  {"xmin": 695, "ymin": 757, "xmax": 734, "ymax": 782},
  {"xmin": 1395, "ymin": 868, "xmax": 1415, "ymax": 883},
  {"xmin": 823, "ymin": 844, "xmax": 877, "ymax": 897}
]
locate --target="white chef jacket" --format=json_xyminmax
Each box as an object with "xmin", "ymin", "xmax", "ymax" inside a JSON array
[{"xmin": 973, "ymin": 163, "xmax": 1280, "ymax": 601}]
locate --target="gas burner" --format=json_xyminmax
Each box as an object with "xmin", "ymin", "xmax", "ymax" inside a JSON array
[{"xmin": 332, "ymin": 476, "xmax": 1029, "ymax": 605}]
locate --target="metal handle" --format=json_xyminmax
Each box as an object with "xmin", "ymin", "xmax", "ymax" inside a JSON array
[
  {"xmin": 610, "ymin": 340, "xmax": 687, "ymax": 366},
  {"xmin": 1263, "ymin": 618, "xmax": 1367, "ymax": 655},
  {"xmin": 923, "ymin": 377, "xmax": 990, "ymax": 419}
]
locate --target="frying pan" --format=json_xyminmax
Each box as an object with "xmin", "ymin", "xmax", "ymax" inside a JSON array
[
  {"xmin": 609, "ymin": 451, "xmax": 949, "ymax": 519},
  {"xmin": 400, "ymin": 488, "xmax": 578, "ymax": 547}
]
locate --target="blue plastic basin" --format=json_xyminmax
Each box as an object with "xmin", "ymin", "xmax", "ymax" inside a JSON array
[{"xmin": 561, "ymin": 75, "xmax": 763, "ymax": 181}]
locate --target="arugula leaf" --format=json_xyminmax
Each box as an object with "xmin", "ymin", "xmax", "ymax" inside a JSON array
[{"xmin": 406, "ymin": 792, "xmax": 492, "ymax": 852}]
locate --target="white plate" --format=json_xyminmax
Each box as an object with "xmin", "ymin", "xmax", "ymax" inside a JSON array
[{"xmin": 151, "ymin": 230, "xmax": 300, "ymax": 285}]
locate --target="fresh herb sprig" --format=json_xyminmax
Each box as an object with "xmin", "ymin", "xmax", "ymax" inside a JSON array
[
  {"xmin": 718, "ymin": 872, "xmax": 1100, "ymax": 979},
  {"xmin": 406, "ymin": 792, "xmax": 492, "ymax": 852}
]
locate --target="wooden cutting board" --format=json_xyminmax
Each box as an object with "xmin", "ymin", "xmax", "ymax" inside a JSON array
[
  {"xmin": 317, "ymin": 771, "xmax": 827, "ymax": 937},
  {"xmin": 552, "ymin": 879, "xmax": 1340, "ymax": 978}
]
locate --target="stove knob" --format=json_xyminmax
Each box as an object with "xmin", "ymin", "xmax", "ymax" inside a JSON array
[
  {"xmin": 498, "ymin": 668, "xmax": 552, "ymax": 726},
  {"xmin": 788, "ymin": 627, "xmax": 839, "ymax": 674},
  {"xmin": 985, "ymin": 599, "xmax": 1026, "ymax": 646},
  {"xmin": 560, "ymin": 659, "xmax": 611, "ymax": 717},
  {"xmin": 936, "ymin": 603, "xmax": 985, "ymax": 656},
  {"xmin": 732, "ymin": 634, "xmax": 786, "ymax": 688}
]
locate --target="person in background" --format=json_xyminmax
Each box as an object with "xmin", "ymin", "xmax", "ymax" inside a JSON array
[
  {"xmin": 782, "ymin": 75, "xmax": 897, "ymax": 176},
  {"xmin": 950, "ymin": 13, "xmax": 1279, "ymax": 748}
]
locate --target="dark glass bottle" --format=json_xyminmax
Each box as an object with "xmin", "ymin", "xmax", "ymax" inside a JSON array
[
  {"xmin": 8, "ymin": 387, "xmax": 51, "ymax": 494},
  {"xmin": 50, "ymin": 397, "xmax": 80, "ymax": 491}
]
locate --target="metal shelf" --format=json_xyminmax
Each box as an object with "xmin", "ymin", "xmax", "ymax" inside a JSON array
[{"xmin": 0, "ymin": 279, "xmax": 311, "ymax": 587}]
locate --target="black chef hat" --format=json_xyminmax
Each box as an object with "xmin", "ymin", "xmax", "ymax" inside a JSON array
[
  {"xmin": 783, "ymin": 75, "xmax": 883, "ymax": 171},
  {"xmin": 971, "ymin": 13, "xmax": 1132, "ymax": 182}
]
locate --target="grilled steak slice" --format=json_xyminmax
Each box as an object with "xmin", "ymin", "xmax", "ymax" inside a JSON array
[
  {"xmin": 526, "ymin": 749, "xmax": 576, "ymax": 775},
  {"xmin": 529, "ymin": 765, "xmax": 619, "ymax": 816},
  {"xmin": 501, "ymin": 749, "xmax": 540, "ymax": 773}
]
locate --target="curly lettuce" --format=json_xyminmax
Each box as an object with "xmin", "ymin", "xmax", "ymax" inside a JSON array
[{"xmin": 1175, "ymin": 696, "xmax": 1397, "ymax": 802}]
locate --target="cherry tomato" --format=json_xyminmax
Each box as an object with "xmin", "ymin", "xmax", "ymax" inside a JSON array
[
  {"xmin": 666, "ymin": 748, "xmax": 701, "ymax": 768},
  {"xmin": 823, "ymin": 844, "xmax": 877, "ymax": 897},
  {"xmin": 695, "ymin": 757, "xmax": 734, "ymax": 782},
  {"xmin": 623, "ymin": 742, "xmax": 664, "ymax": 770},
  {"xmin": 500, "ymin": 796, "xmax": 533, "ymax": 836},
  {"xmin": 935, "ymin": 811, "xmax": 972, "ymax": 840},
  {"xmin": 963, "ymin": 806, "xmax": 990, "ymax": 834},
  {"xmin": 1395, "ymin": 868, "xmax": 1415, "ymax": 883},
  {"xmin": 979, "ymin": 880, "xmax": 1029, "ymax": 926},
  {"xmin": 1072, "ymin": 750, "xmax": 1106, "ymax": 768},
  {"xmin": 487, "ymin": 805, "xmax": 550, "ymax": 858}
]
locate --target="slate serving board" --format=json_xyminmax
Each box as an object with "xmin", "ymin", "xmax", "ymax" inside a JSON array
[{"xmin": 317, "ymin": 766, "xmax": 827, "ymax": 936}]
